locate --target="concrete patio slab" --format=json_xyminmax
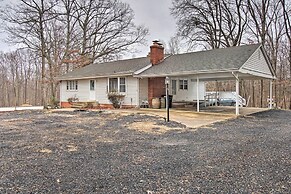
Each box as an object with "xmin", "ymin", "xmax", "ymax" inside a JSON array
[
  {"xmin": 112, "ymin": 107, "xmax": 269, "ymax": 128},
  {"xmin": 55, "ymin": 106, "xmax": 269, "ymax": 129}
]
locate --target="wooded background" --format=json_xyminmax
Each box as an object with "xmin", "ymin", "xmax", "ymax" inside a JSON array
[{"xmin": 0, "ymin": 0, "xmax": 290, "ymax": 109}]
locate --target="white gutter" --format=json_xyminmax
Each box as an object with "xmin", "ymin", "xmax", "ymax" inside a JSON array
[
  {"xmin": 56, "ymin": 73, "xmax": 133, "ymax": 81},
  {"xmin": 135, "ymin": 68, "xmax": 239, "ymax": 78},
  {"xmin": 240, "ymin": 67, "xmax": 276, "ymax": 79}
]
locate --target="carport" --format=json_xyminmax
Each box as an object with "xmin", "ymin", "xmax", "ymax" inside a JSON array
[
  {"xmin": 189, "ymin": 70, "xmax": 274, "ymax": 115},
  {"xmin": 137, "ymin": 44, "xmax": 276, "ymax": 115}
]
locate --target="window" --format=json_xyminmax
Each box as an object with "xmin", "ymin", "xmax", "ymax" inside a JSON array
[
  {"xmin": 119, "ymin": 78, "xmax": 126, "ymax": 92},
  {"xmin": 108, "ymin": 77, "xmax": 126, "ymax": 93},
  {"xmin": 172, "ymin": 80, "xmax": 177, "ymax": 95},
  {"xmin": 179, "ymin": 79, "xmax": 188, "ymax": 90},
  {"xmin": 90, "ymin": 80, "xmax": 95, "ymax": 91},
  {"xmin": 109, "ymin": 78, "xmax": 118, "ymax": 92},
  {"xmin": 66, "ymin": 80, "xmax": 78, "ymax": 91}
]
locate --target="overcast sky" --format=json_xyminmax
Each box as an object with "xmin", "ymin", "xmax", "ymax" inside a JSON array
[
  {"xmin": 122, "ymin": 0, "xmax": 177, "ymax": 58},
  {"xmin": 0, "ymin": 0, "xmax": 177, "ymax": 58}
]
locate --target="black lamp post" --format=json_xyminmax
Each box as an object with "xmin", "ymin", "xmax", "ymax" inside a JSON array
[{"xmin": 165, "ymin": 76, "xmax": 170, "ymax": 122}]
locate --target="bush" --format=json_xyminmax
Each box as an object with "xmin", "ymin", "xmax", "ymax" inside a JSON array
[
  {"xmin": 49, "ymin": 96, "xmax": 60, "ymax": 109},
  {"xmin": 67, "ymin": 96, "xmax": 79, "ymax": 104},
  {"xmin": 107, "ymin": 92, "xmax": 125, "ymax": 108}
]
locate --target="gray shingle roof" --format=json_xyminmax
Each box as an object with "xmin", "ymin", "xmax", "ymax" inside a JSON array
[
  {"xmin": 58, "ymin": 57, "xmax": 150, "ymax": 80},
  {"xmin": 138, "ymin": 44, "xmax": 261, "ymax": 77},
  {"xmin": 58, "ymin": 44, "xmax": 262, "ymax": 80}
]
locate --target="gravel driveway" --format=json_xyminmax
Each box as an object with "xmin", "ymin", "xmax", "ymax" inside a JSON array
[{"xmin": 0, "ymin": 109, "xmax": 290, "ymax": 193}]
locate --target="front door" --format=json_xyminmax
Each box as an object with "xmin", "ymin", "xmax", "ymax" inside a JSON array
[{"xmin": 89, "ymin": 80, "xmax": 96, "ymax": 100}]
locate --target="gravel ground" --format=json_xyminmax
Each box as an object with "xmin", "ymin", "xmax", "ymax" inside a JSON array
[{"xmin": 0, "ymin": 109, "xmax": 290, "ymax": 193}]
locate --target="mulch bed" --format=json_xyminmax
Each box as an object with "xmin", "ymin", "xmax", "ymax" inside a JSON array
[{"xmin": 0, "ymin": 109, "xmax": 290, "ymax": 193}]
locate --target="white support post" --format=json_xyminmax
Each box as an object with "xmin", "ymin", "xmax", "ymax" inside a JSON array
[
  {"xmin": 269, "ymin": 79, "xmax": 273, "ymax": 109},
  {"xmin": 137, "ymin": 78, "xmax": 140, "ymax": 108},
  {"xmin": 215, "ymin": 80, "xmax": 218, "ymax": 106},
  {"xmin": 235, "ymin": 75, "xmax": 240, "ymax": 115},
  {"xmin": 197, "ymin": 76, "xmax": 200, "ymax": 112}
]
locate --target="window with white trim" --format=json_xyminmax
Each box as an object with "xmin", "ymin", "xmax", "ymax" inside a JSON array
[
  {"xmin": 108, "ymin": 77, "xmax": 126, "ymax": 93},
  {"xmin": 179, "ymin": 79, "xmax": 188, "ymax": 90},
  {"xmin": 66, "ymin": 80, "xmax": 78, "ymax": 91},
  {"xmin": 119, "ymin": 78, "xmax": 126, "ymax": 92},
  {"xmin": 90, "ymin": 80, "xmax": 95, "ymax": 90}
]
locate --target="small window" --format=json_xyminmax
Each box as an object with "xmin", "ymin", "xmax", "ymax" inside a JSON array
[
  {"xmin": 179, "ymin": 80, "xmax": 183, "ymax": 90},
  {"xmin": 90, "ymin": 80, "xmax": 95, "ymax": 91},
  {"xmin": 179, "ymin": 79, "xmax": 188, "ymax": 90},
  {"xmin": 109, "ymin": 78, "xmax": 118, "ymax": 92},
  {"xmin": 183, "ymin": 80, "xmax": 188, "ymax": 90},
  {"xmin": 119, "ymin": 78, "xmax": 126, "ymax": 92},
  {"xmin": 66, "ymin": 80, "xmax": 78, "ymax": 91}
]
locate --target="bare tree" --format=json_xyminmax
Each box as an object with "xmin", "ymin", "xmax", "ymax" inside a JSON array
[
  {"xmin": 172, "ymin": 0, "xmax": 291, "ymax": 109},
  {"xmin": 280, "ymin": 0, "xmax": 291, "ymax": 108},
  {"xmin": 167, "ymin": 36, "xmax": 182, "ymax": 54},
  {"xmin": 280, "ymin": 0, "xmax": 291, "ymax": 74},
  {"xmin": 1, "ymin": 0, "xmax": 148, "ymax": 106},
  {"xmin": 71, "ymin": 0, "xmax": 148, "ymax": 64},
  {"xmin": 247, "ymin": 0, "xmax": 286, "ymax": 107},
  {"xmin": 2, "ymin": 0, "xmax": 58, "ymax": 106},
  {"xmin": 171, "ymin": 0, "xmax": 248, "ymax": 49}
]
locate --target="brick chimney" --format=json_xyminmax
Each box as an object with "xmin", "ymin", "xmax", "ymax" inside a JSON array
[{"xmin": 150, "ymin": 40, "xmax": 164, "ymax": 65}]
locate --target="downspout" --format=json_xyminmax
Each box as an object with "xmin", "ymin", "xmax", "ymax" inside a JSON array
[{"xmin": 137, "ymin": 78, "xmax": 140, "ymax": 108}]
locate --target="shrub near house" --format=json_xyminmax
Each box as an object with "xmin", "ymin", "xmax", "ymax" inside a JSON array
[{"xmin": 107, "ymin": 92, "xmax": 125, "ymax": 108}]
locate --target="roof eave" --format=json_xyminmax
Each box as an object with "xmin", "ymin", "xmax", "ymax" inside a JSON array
[
  {"xmin": 133, "ymin": 64, "xmax": 152, "ymax": 75},
  {"xmin": 56, "ymin": 73, "xmax": 133, "ymax": 81},
  {"xmin": 239, "ymin": 68, "xmax": 277, "ymax": 80},
  {"xmin": 136, "ymin": 69, "xmax": 239, "ymax": 78}
]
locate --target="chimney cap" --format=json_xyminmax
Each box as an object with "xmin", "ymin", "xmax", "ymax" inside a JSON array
[{"xmin": 152, "ymin": 39, "xmax": 163, "ymax": 47}]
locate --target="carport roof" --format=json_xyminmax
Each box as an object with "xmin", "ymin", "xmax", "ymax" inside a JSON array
[{"xmin": 137, "ymin": 44, "xmax": 276, "ymax": 79}]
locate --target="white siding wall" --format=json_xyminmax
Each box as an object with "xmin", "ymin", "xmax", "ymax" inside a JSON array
[
  {"xmin": 242, "ymin": 48, "xmax": 272, "ymax": 76},
  {"xmin": 96, "ymin": 78, "xmax": 109, "ymax": 104},
  {"xmin": 171, "ymin": 76, "xmax": 205, "ymax": 101},
  {"xmin": 60, "ymin": 80, "xmax": 90, "ymax": 102},
  {"xmin": 60, "ymin": 76, "xmax": 140, "ymax": 106},
  {"xmin": 123, "ymin": 76, "xmax": 139, "ymax": 106},
  {"xmin": 139, "ymin": 78, "xmax": 148, "ymax": 104},
  {"xmin": 60, "ymin": 76, "xmax": 205, "ymax": 105}
]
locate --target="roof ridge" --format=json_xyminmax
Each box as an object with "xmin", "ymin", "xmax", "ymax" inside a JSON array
[
  {"xmin": 91, "ymin": 56, "xmax": 148, "ymax": 66},
  {"xmin": 170, "ymin": 43, "xmax": 261, "ymax": 57}
]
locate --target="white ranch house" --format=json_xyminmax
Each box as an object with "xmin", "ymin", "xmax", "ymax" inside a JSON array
[{"xmin": 58, "ymin": 41, "xmax": 276, "ymax": 115}]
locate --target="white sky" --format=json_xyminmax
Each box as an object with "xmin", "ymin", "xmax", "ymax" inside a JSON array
[
  {"xmin": 122, "ymin": 0, "xmax": 177, "ymax": 58},
  {"xmin": 0, "ymin": 0, "xmax": 177, "ymax": 58}
]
